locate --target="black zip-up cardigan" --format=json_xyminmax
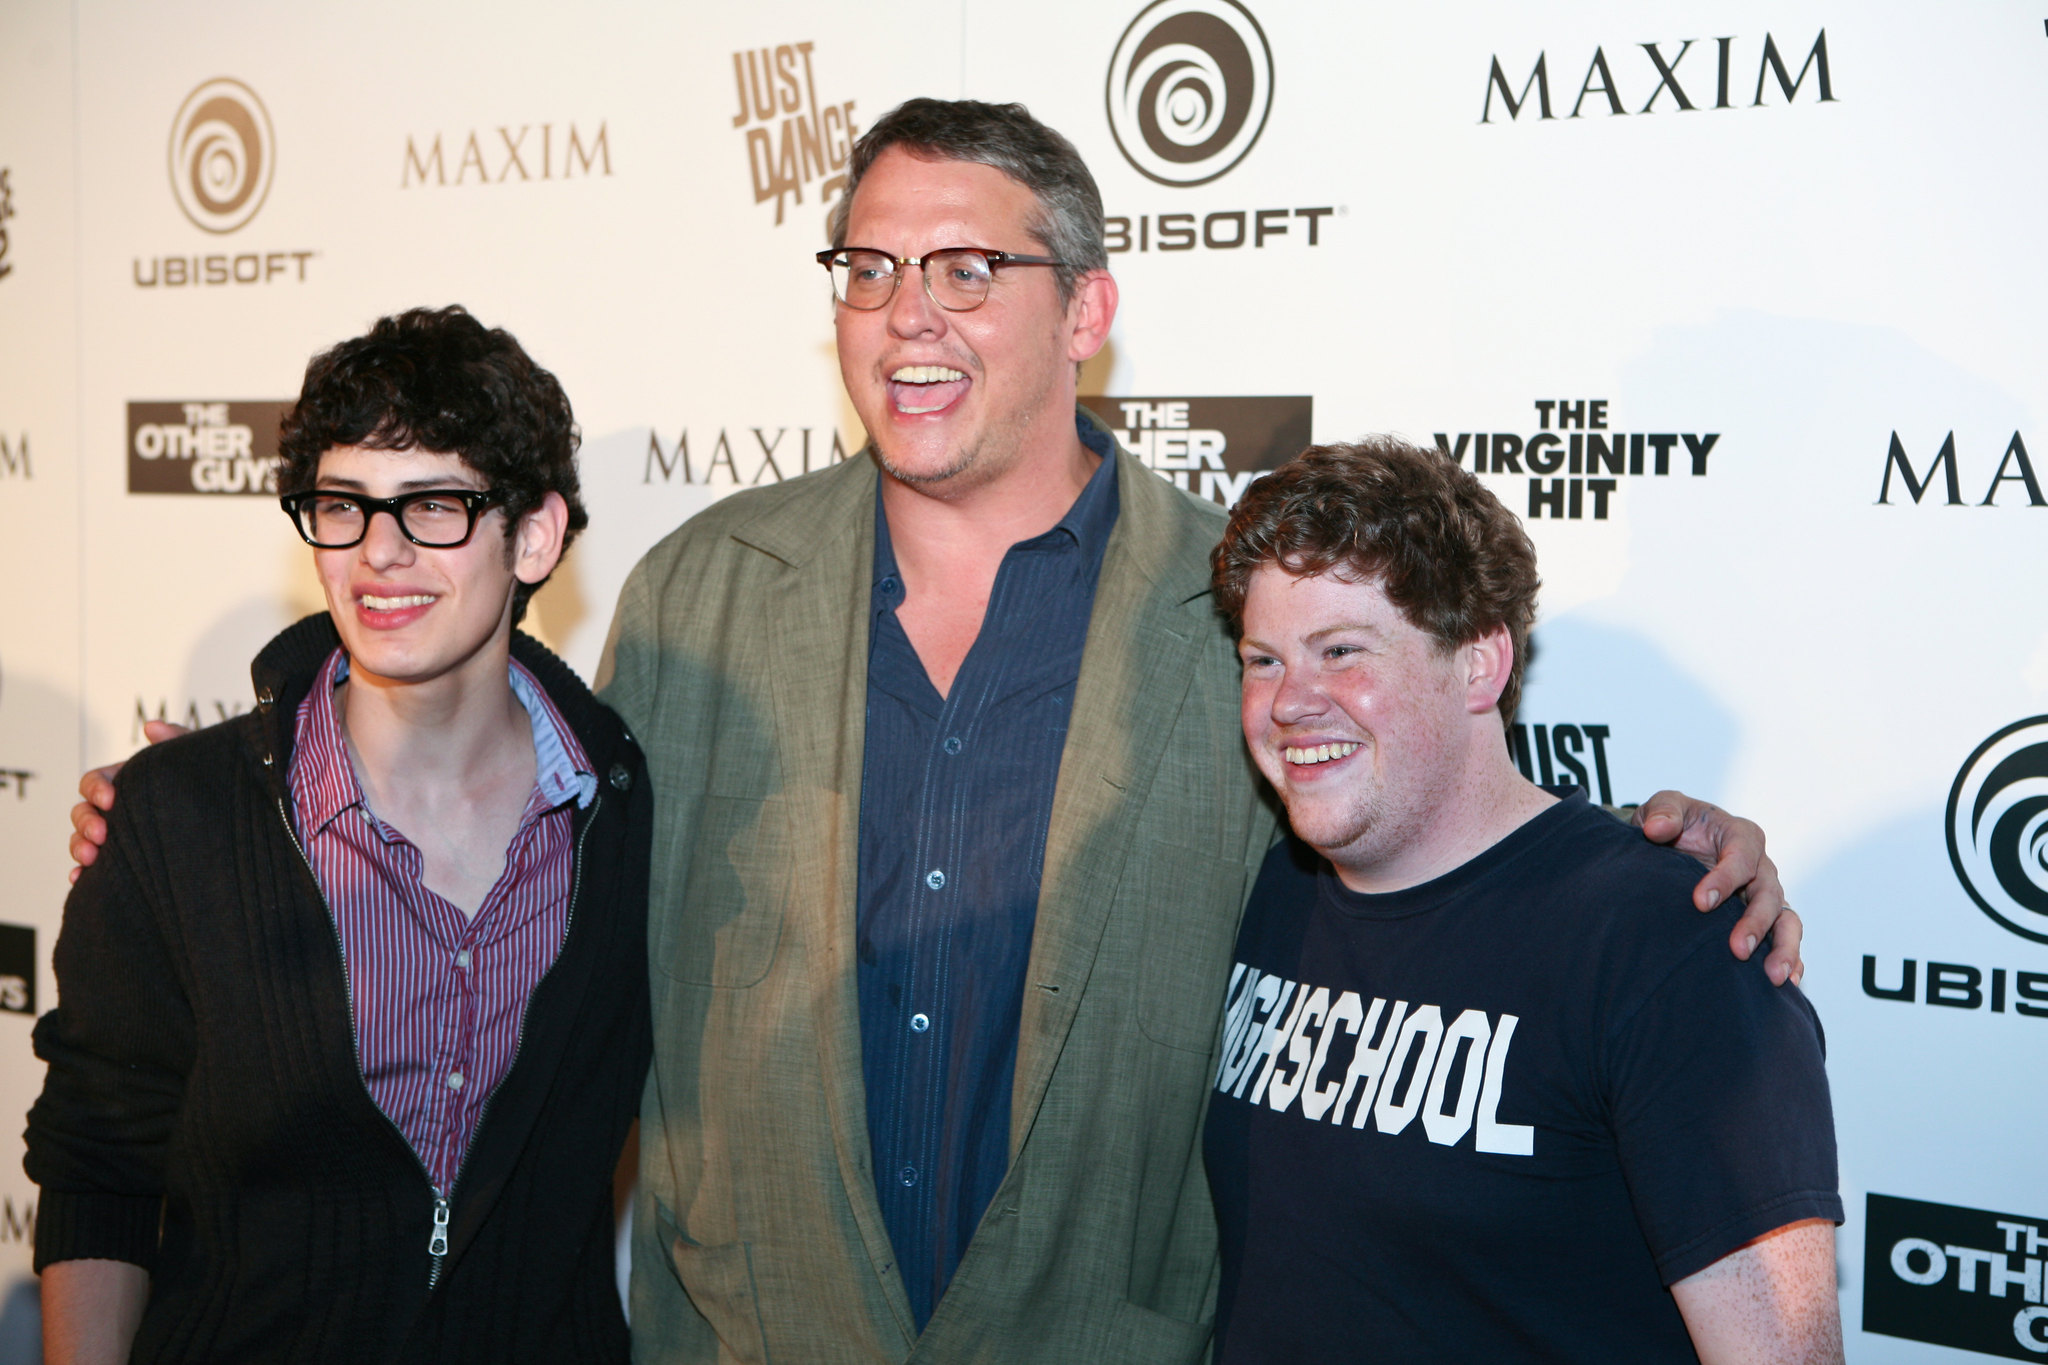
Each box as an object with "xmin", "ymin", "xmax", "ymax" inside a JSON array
[{"xmin": 25, "ymin": 614, "xmax": 652, "ymax": 1364}]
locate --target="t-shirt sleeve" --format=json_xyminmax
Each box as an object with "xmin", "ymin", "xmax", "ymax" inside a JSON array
[{"xmin": 1603, "ymin": 928, "xmax": 1844, "ymax": 1285}]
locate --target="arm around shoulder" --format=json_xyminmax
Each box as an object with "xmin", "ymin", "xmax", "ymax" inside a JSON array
[{"xmin": 1671, "ymin": 1219, "xmax": 1843, "ymax": 1364}]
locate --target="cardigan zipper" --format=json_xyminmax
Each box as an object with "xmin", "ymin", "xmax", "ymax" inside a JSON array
[
  {"xmin": 436, "ymin": 789, "xmax": 600, "ymax": 1275},
  {"xmin": 275, "ymin": 787, "xmax": 602, "ymax": 1292},
  {"xmin": 276, "ymin": 797, "xmax": 449, "ymax": 1284}
]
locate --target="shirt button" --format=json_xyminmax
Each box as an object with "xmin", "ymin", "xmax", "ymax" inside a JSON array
[
  {"xmin": 454, "ymin": 950, "xmax": 472, "ymax": 970},
  {"xmin": 942, "ymin": 736, "xmax": 962, "ymax": 755},
  {"xmin": 898, "ymin": 1166, "xmax": 918, "ymax": 1187},
  {"xmin": 447, "ymin": 1072, "xmax": 464, "ymax": 1091},
  {"xmin": 910, "ymin": 1013, "xmax": 930, "ymax": 1033},
  {"xmin": 925, "ymin": 869, "xmax": 946, "ymax": 890}
]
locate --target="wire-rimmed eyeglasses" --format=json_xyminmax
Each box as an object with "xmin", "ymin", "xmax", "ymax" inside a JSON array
[
  {"xmin": 815, "ymin": 246, "xmax": 1065, "ymax": 312},
  {"xmin": 279, "ymin": 488, "xmax": 507, "ymax": 549}
]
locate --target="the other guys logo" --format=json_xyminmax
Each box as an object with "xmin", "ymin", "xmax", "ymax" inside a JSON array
[
  {"xmin": 127, "ymin": 401, "xmax": 288, "ymax": 495},
  {"xmin": 1865, "ymin": 1193, "xmax": 2048, "ymax": 1359}
]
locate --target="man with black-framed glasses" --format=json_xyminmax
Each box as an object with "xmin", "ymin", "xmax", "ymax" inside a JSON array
[{"xmin": 29, "ymin": 305, "xmax": 650, "ymax": 1364}]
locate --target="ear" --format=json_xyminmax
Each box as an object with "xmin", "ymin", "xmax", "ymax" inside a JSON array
[
  {"xmin": 512, "ymin": 492, "xmax": 570, "ymax": 586},
  {"xmin": 1063, "ymin": 269, "xmax": 1119, "ymax": 364},
  {"xmin": 1462, "ymin": 624, "xmax": 1514, "ymax": 716}
]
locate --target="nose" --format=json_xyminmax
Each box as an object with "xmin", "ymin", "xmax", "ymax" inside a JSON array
[
  {"xmin": 886, "ymin": 260, "xmax": 947, "ymax": 338},
  {"xmin": 358, "ymin": 506, "xmax": 417, "ymax": 570},
  {"xmin": 1269, "ymin": 663, "xmax": 1328, "ymax": 728}
]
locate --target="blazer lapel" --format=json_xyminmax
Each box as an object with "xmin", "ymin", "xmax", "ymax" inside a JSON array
[
  {"xmin": 733, "ymin": 456, "xmax": 914, "ymax": 1324},
  {"xmin": 1009, "ymin": 451, "xmax": 1212, "ymax": 1154}
]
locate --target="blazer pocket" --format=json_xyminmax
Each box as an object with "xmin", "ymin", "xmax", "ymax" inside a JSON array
[
  {"xmin": 1133, "ymin": 844, "xmax": 1250, "ymax": 1052},
  {"xmin": 663, "ymin": 1229, "xmax": 770, "ymax": 1365},
  {"xmin": 657, "ymin": 794, "xmax": 789, "ymax": 989}
]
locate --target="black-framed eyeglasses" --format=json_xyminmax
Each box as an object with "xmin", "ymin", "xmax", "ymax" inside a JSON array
[
  {"xmin": 815, "ymin": 246, "xmax": 1065, "ymax": 312},
  {"xmin": 279, "ymin": 488, "xmax": 507, "ymax": 549}
]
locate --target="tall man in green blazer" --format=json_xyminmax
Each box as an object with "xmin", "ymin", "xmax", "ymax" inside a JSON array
[{"xmin": 599, "ymin": 99, "xmax": 1797, "ymax": 1364}]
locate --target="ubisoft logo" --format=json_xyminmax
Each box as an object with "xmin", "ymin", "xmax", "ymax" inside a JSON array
[
  {"xmin": 1105, "ymin": 0, "xmax": 1273, "ymax": 188},
  {"xmin": 1947, "ymin": 715, "xmax": 2048, "ymax": 944},
  {"xmin": 168, "ymin": 78, "xmax": 274, "ymax": 235}
]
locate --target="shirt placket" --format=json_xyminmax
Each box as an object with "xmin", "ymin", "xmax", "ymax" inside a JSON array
[
  {"xmin": 432, "ymin": 921, "xmax": 481, "ymax": 1192},
  {"xmin": 429, "ymin": 807, "xmax": 547, "ymax": 1192},
  {"xmin": 902, "ymin": 671, "xmax": 975, "ymax": 1208},
  {"xmin": 904, "ymin": 539, "xmax": 1063, "ymax": 1282}
]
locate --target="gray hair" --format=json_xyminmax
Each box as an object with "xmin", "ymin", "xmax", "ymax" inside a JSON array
[{"xmin": 828, "ymin": 98, "xmax": 1107, "ymax": 306}]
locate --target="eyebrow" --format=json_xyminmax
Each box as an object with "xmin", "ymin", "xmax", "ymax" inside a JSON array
[
  {"xmin": 1305, "ymin": 622, "xmax": 1382, "ymax": 643},
  {"xmin": 313, "ymin": 475, "xmax": 484, "ymax": 493},
  {"xmin": 1237, "ymin": 622, "xmax": 1384, "ymax": 654}
]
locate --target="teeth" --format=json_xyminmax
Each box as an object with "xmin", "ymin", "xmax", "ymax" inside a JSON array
[
  {"xmin": 362, "ymin": 593, "xmax": 435, "ymax": 610},
  {"xmin": 891, "ymin": 365, "xmax": 966, "ymax": 384},
  {"xmin": 1285, "ymin": 741, "xmax": 1360, "ymax": 766}
]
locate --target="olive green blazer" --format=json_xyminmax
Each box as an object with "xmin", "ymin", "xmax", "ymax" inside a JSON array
[{"xmin": 600, "ymin": 427, "xmax": 1277, "ymax": 1364}]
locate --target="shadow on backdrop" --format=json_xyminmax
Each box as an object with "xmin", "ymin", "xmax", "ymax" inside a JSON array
[{"xmin": 1518, "ymin": 614, "xmax": 1738, "ymax": 808}]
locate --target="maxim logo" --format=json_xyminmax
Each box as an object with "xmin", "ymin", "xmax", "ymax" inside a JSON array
[
  {"xmin": 169, "ymin": 79, "xmax": 274, "ymax": 233},
  {"xmin": 0, "ymin": 167, "xmax": 13, "ymax": 280},
  {"xmin": 1107, "ymin": 0, "xmax": 1273, "ymax": 186},
  {"xmin": 1435, "ymin": 398, "xmax": 1718, "ymax": 522},
  {"xmin": 0, "ymin": 432, "xmax": 27, "ymax": 480},
  {"xmin": 1080, "ymin": 394, "xmax": 1311, "ymax": 507},
  {"xmin": 642, "ymin": 425, "xmax": 855, "ymax": 486},
  {"xmin": 1878, "ymin": 431, "xmax": 2045, "ymax": 507},
  {"xmin": 730, "ymin": 42, "xmax": 857, "ymax": 229},
  {"xmin": 1483, "ymin": 30, "xmax": 1835, "ymax": 123},
  {"xmin": 127, "ymin": 401, "xmax": 287, "ymax": 495},
  {"xmin": 1865, "ymin": 1193, "xmax": 2048, "ymax": 1359},
  {"xmin": 1948, "ymin": 717, "xmax": 2048, "ymax": 944},
  {"xmin": 401, "ymin": 121, "xmax": 612, "ymax": 187}
]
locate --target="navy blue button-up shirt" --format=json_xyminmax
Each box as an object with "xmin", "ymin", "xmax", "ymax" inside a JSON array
[{"xmin": 858, "ymin": 416, "xmax": 1122, "ymax": 1327}]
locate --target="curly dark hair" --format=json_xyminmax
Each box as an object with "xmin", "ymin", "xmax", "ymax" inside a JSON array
[
  {"xmin": 827, "ymin": 98, "xmax": 1105, "ymax": 306},
  {"xmin": 277, "ymin": 305, "xmax": 586, "ymax": 624},
  {"xmin": 1212, "ymin": 438, "xmax": 1542, "ymax": 725}
]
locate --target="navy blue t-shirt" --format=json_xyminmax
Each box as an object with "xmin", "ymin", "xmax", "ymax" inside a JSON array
[{"xmin": 1204, "ymin": 793, "xmax": 1842, "ymax": 1363}]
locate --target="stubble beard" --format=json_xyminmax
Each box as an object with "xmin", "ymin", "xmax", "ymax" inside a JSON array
[{"xmin": 870, "ymin": 402, "xmax": 1038, "ymax": 499}]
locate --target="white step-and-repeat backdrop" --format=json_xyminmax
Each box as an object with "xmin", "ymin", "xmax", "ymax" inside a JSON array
[{"xmin": 1, "ymin": 1, "xmax": 2043, "ymax": 1359}]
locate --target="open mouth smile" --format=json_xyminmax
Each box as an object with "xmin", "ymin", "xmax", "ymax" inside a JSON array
[
  {"xmin": 360, "ymin": 593, "xmax": 436, "ymax": 611},
  {"xmin": 887, "ymin": 365, "xmax": 969, "ymax": 415},
  {"xmin": 1285, "ymin": 741, "xmax": 1361, "ymax": 766}
]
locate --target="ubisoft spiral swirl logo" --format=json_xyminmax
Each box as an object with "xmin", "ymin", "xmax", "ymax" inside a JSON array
[
  {"xmin": 1947, "ymin": 716, "xmax": 2048, "ymax": 944},
  {"xmin": 1105, "ymin": 0, "xmax": 1273, "ymax": 188},
  {"xmin": 167, "ymin": 78, "xmax": 274, "ymax": 235}
]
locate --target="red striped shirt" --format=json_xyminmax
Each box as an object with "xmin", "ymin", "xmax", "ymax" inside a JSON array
[{"xmin": 289, "ymin": 648, "xmax": 595, "ymax": 1194}]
